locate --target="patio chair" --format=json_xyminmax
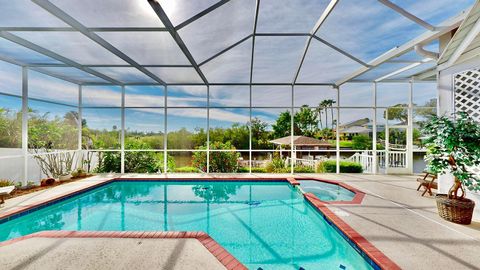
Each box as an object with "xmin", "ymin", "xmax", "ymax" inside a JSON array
[
  {"xmin": 0, "ymin": 186, "xmax": 15, "ymax": 206},
  {"xmin": 416, "ymin": 171, "xmax": 437, "ymax": 196}
]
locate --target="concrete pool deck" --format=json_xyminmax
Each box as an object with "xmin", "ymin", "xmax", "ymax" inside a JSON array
[
  {"xmin": 1, "ymin": 173, "xmax": 479, "ymax": 269},
  {"xmin": 0, "ymin": 232, "xmax": 228, "ymax": 270}
]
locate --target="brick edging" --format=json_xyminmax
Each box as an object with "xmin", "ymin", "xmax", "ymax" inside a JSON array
[
  {"xmin": 304, "ymin": 193, "xmax": 401, "ymax": 270},
  {"xmin": 0, "ymin": 230, "xmax": 247, "ymax": 270}
]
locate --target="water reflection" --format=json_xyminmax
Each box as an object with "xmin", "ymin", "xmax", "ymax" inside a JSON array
[{"xmin": 192, "ymin": 183, "xmax": 242, "ymax": 202}]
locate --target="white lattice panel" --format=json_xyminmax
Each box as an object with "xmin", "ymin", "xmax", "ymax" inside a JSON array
[
  {"xmin": 454, "ymin": 69, "xmax": 480, "ymax": 178},
  {"xmin": 455, "ymin": 69, "xmax": 480, "ymax": 122}
]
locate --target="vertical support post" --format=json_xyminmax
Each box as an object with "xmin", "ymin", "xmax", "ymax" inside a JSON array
[
  {"xmin": 372, "ymin": 82, "xmax": 378, "ymax": 174},
  {"xmin": 77, "ymin": 85, "xmax": 82, "ymax": 171},
  {"xmin": 206, "ymin": 85, "xmax": 210, "ymax": 174},
  {"xmin": 407, "ymin": 79, "xmax": 414, "ymax": 174},
  {"xmin": 120, "ymin": 85, "xmax": 125, "ymax": 174},
  {"xmin": 385, "ymin": 106, "xmax": 390, "ymax": 171},
  {"xmin": 78, "ymin": 85, "xmax": 82, "ymax": 151},
  {"xmin": 21, "ymin": 67, "xmax": 28, "ymax": 185},
  {"xmin": 249, "ymin": 85, "xmax": 252, "ymax": 174},
  {"xmin": 164, "ymin": 86, "xmax": 168, "ymax": 174},
  {"xmin": 290, "ymin": 84, "xmax": 294, "ymax": 174},
  {"xmin": 336, "ymin": 86, "xmax": 340, "ymax": 174}
]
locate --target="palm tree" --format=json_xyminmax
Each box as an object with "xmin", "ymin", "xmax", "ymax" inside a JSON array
[
  {"xmin": 325, "ymin": 99, "xmax": 336, "ymax": 129},
  {"xmin": 315, "ymin": 103, "xmax": 324, "ymax": 129},
  {"xmin": 320, "ymin": 100, "xmax": 329, "ymax": 129}
]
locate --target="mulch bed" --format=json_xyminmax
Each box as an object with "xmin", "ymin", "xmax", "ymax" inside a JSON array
[{"xmin": 5, "ymin": 175, "xmax": 93, "ymax": 200}]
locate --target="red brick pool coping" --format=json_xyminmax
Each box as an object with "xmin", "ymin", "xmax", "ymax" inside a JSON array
[
  {"xmin": 0, "ymin": 176, "xmax": 399, "ymax": 270},
  {"xmin": 0, "ymin": 230, "xmax": 247, "ymax": 270}
]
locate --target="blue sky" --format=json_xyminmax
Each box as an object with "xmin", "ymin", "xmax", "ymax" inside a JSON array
[{"xmin": 0, "ymin": 0, "xmax": 466, "ymax": 132}]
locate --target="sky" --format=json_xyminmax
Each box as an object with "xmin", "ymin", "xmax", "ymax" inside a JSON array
[
  {"xmin": 0, "ymin": 0, "xmax": 465, "ymax": 132},
  {"xmin": 0, "ymin": 60, "xmax": 436, "ymax": 133}
]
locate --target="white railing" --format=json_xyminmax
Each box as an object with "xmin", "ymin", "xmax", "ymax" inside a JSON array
[
  {"xmin": 285, "ymin": 157, "xmax": 320, "ymax": 170},
  {"xmin": 238, "ymin": 159, "xmax": 268, "ymax": 168},
  {"xmin": 347, "ymin": 152, "xmax": 374, "ymax": 173},
  {"xmin": 377, "ymin": 150, "xmax": 407, "ymax": 168}
]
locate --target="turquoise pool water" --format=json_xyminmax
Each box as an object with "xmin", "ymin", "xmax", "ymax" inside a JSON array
[
  {"xmin": 0, "ymin": 181, "xmax": 373, "ymax": 270},
  {"xmin": 298, "ymin": 180, "xmax": 356, "ymax": 201}
]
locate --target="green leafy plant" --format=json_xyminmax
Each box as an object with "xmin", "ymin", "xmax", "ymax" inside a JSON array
[
  {"xmin": 317, "ymin": 160, "xmax": 363, "ymax": 173},
  {"xmin": 174, "ymin": 166, "xmax": 199, "ymax": 173},
  {"xmin": 351, "ymin": 135, "xmax": 372, "ymax": 150},
  {"xmin": 422, "ymin": 112, "xmax": 480, "ymax": 198},
  {"xmin": 265, "ymin": 153, "xmax": 289, "ymax": 173},
  {"xmin": 293, "ymin": 165, "xmax": 315, "ymax": 173},
  {"xmin": 0, "ymin": 179, "xmax": 15, "ymax": 187},
  {"xmin": 193, "ymin": 142, "xmax": 240, "ymax": 173}
]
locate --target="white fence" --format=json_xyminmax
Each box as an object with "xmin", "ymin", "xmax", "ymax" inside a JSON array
[
  {"xmin": 285, "ymin": 157, "xmax": 322, "ymax": 170},
  {"xmin": 348, "ymin": 152, "xmax": 374, "ymax": 173},
  {"xmin": 347, "ymin": 150, "xmax": 407, "ymax": 174}
]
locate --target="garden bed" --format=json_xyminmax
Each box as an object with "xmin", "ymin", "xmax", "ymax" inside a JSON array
[{"xmin": 3, "ymin": 175, "xmax": 93, "ymax": 200}]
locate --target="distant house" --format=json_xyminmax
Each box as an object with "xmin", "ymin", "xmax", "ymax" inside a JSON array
[
  {"xmin": 338, "ymin": 118, "xmax": 372, "ymax": 138},
  {"xmin": 269, "ymin": 135, "xmax": 333, "ymax": 159}
]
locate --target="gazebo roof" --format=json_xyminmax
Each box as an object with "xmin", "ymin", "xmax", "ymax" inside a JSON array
[{"xmin": 269, "ymin": 136, "xmax": 332, "ymax": 147}]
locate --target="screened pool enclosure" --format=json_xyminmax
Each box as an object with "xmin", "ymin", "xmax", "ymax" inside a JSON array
[{"xmin": 0, "ymin": 0, "xmax": 475, "ymax": 184}]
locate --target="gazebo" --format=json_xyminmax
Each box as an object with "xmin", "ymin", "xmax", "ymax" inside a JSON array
[{"xmin": 269, "ymin": 135, "xmax": 333, "ymax": 159}]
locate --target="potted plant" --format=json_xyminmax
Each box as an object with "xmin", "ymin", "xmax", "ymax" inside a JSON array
[{"xmin": 422, "ymin": 112, "xmax": 480, "ymax": 224}]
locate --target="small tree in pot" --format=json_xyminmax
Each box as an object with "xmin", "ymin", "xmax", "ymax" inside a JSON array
[{"xmin": 422, "ymin": 112, "xmax": 480, "ymax": 224}]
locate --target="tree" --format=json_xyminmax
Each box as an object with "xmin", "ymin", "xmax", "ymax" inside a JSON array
[
  {"xmin": 423, "ymin": 112, "xmax": 480, "ymax": 197},
  {"xmin": 272, "ymin": 111, "xmax": 291, "ymax": 139},
  {"xmin": 294, "ymin": 105, "xmax": 318, "ymax": 137},
  {"xmin": 315, "ymin": 103, "xmax": 324, "ymax": 129},
  {"xmin": 192, "ymin": 142, "xmax": 240, "ymax": 173},
  {"xmin": 326, "ymin": 99, "xmax": 336, "ymax": 128},
  {"xmin": 250, "ymin": 117, "xmax": 269, "ymax": 149},
  {"xmin": 384, "ymin": 104, "xmax": 408, "ymax": 124},
  {"xmin": 351, "ymin": 134, "xmax": 372, "ymax": 150}
]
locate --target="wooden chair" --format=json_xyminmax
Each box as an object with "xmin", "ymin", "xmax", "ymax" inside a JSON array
[{"xmin": 416, "ymin": 171, "xmax": 437, "ymax": 196}]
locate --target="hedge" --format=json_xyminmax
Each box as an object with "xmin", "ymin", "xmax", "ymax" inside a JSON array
[
  {"xmin": 238, "ymin": 167, "xmax": 268, "ymax": 173},
  {"xmin": 317, "ymin": 160, "xmax": 363, "ymax": 173},
  {"xmin": 174, "ymin": 166, "xmax": 199, "ymax": 173}
]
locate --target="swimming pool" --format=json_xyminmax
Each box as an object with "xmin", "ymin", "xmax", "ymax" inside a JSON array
[
  {"xmin": 0, "ymin": 180, "xmax": 374, "ymax": 270},
  {"xmin": 298, "ymin": 180, "xmax": 356, "ymax": 201}
]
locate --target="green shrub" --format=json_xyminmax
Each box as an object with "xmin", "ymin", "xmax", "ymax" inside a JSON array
[
  {"xmin": 237, "ymin": 167, "xmax": 268, "ymax": 173},
  {"xmin": 156, "ymin": 153, "xmax": 176, "ymax": 173},
  {"xmin": 265, "ymin": 153, "xmax": 289, "ymax": 173},
  {"xmin": 316, "ymin": 160, "xmax": 363, "ymax": 173},
  {"xmin": 251, "ymin": 167, "xmax": 267, "ymax": 173},
  {"xmin": 174, "ymin": 166, "xmax": 199, "ymax": 173},
  {"xmin": 294, "ymin": 166, "xmax": 315, "ymax": 173},
  {"xmin": 95, "ymin": 141, "xmax": 175, "ymax": 173},
  {"xmin": 192, "ymin": 142, "xmax": 240, "ymax": 173},
  {"xmin": 95, "ymin": 151, "xmax": 121, "ymax": 173},
  {"xmin": 237, "ymin": 167, "xmax": 249, "ymax": 173},
  {"xmin": 352, "ymin": 135, "xmax": 372, "ymax": 150}
]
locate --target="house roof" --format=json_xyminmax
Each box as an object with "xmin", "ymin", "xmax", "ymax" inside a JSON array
[
  {"xmin": 339, "ymin": 126, "xmax": 372, "ymax": 134},
  {"xmin": 438, "ymin": 1, "xmax": 480, "ymax": 68},
  {"xmin": 269, "ymin": 136, "xmax": 332, "ymax": 147},
  {"xmin": 339, "ymin": 118, "xmax": 370, "ymax": 128}
]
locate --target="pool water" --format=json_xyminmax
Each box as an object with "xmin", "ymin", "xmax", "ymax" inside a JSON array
[
  {"xmin": 298, "ymin": 180, "xmax": 356, "ymax": 201},
  {"xmin": 0, "ymin": 181, "xmax": 372, "ymax": 270}
]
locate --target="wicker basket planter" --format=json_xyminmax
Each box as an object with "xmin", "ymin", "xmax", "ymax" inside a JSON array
[{"xmin": 436, "ymin": 194, "xmax": 475, "ymax": 225}]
